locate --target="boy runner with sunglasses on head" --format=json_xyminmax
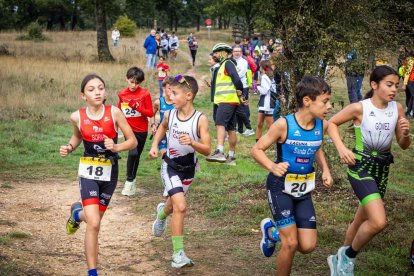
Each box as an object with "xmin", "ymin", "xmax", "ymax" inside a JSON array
[{"xmin": 149, "ymin": 75, "xmax": 211, "ymax": 268}]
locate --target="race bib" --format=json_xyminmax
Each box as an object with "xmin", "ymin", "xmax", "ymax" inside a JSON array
[
  {"xmin": 78, "ymin": 157, "xmax": 112, "ymax": 181},
  {"xmin": 283, "ymin": 172, "xmax": 315, "ymax": 197},
  {"xmin": 121, "ymin": 103, "xmax": 141, "ymax": 118},
  {"xmin": 158, "ymin": 71, "xmax": 166, "ymax": 78}
]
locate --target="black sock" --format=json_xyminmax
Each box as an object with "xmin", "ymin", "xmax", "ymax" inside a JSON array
[{"xmin": 345, "ymin": 246, "xmax": 358, "ymax": 258}]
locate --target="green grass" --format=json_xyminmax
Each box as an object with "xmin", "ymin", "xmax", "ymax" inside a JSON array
[{"xmin": 1, "ymin": 29, "xmax": 413, "ymax": 275}]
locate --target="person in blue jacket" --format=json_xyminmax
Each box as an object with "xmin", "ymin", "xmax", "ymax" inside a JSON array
[{"xmin": 144, "ymin": 29, "xmax": 157, "ymax": 69}]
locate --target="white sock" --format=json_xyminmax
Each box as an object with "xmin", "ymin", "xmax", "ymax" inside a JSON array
[
  {"xmin": 228, "ymin": 151, "xmax": 234, "ymax": 157},
  {"xmin": 217, "ymin": 145, "xmax": 224, "ymax": 152}
]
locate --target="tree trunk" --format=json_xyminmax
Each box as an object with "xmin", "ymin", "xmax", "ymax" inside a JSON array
[
  {"xmin": 71, "ymin": 0, "xmax": 78, "ymax": 31},
  {"xmin": 218, "ymin": 15, "xmax": 222, "ymax": 29},
  {"xmin": 197, "ymin": 15, "xmax": 200, "ymax": 31},
  {"xmin": 95, "ymin": 0, "xmax": 114, "ymax": 62}
]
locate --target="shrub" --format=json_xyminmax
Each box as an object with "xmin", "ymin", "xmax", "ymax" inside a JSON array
[
  {"xmin": 16, "ymin": 22, "xmax": 48, "ymax": 42},
  {"xmin": 114, "ymin": 15, "xmax": 136, "ymax": 37}
]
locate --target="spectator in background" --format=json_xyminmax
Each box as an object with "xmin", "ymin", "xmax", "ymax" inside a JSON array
[
  {"xmin": 144, "ymin": 29, "xmax": 157, "ymax": 69},
  {"xmin": 189, "ymin": 36, "xmax": 198, "ymax": 66},
  {"xmin": 403, "ymin": 51, "xmax": 414, "ymax": 118},
  {"xmin": 111, "ymin": 27, "xmax": 120, "ymax": 47},
  {"xmin": 169, "ymin": 32, "xmax": 179, "ymax": 59},
  {"xmin": 345, "ymin": 48, "xmax": 368, "ymax": 103},
  {"xmin": 155, "ymin": 32, "xmax": 162, "ymax": 58},
  {"xmin": 160, "ymin": 33, "xmax": 169, "ymax": 59}
]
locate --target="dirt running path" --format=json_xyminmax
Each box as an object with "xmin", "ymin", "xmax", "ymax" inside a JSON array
[{"xmin": 0, "ymin": 179, "xmax": 165, "ymax": 275}]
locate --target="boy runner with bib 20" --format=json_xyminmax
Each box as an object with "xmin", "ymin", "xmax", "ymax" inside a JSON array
[
  {"xmin": 60, "ymin": 74, "xmax": 137, "ymax": 276},
  {"xmin": 118, "ymin": 67, "xmax": 154, "ymax": 196},
  {"xmin": 327, "ymin": 66, "xmax": 411, "ymax": 276},
  {"xmin": 149, "ymin": 75, "xmax": 211, "ymax": 268},
  {"xmin": 251, "ymin": 76, "xmax": 333, "ymax": 276}
]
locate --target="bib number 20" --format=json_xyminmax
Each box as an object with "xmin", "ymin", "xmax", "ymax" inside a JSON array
[{"xmin": 290, "ymin": 182, "xmax": 307, "ymax": 193}]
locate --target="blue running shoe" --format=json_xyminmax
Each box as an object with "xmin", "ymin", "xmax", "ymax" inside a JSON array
[
  {"xmin": 327, "ymin": 254, "xmax": 338, "ymax": 276},
  {"xmin": 260, "ymin": 218, "xmax": 278, "ymax": 257},
  {"xmin": 337, "ymin": 246, "xmax": 355, "ymax": 276},
  {"xmin": 66, "ymin": 202, "xmax": 83, "ymax": 234}
]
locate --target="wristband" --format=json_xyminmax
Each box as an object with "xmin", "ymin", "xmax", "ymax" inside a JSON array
[{"xmin": 67, "ymin": 143, "xmax": 74, "ymax": 153}]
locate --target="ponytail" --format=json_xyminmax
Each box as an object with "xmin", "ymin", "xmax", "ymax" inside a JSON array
[{"xmin": 364, "ymin": 89, "xmax": 373, "ymax": 99}]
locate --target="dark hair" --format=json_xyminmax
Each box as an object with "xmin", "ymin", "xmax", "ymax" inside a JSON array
[
  {"xmin": 171, "ymin": 75, "xmax": 199, "ymax": 98},
  {"xmin": 234, "ymin": 38, "xmax": 241, "ymax": 45},
  {"xmin": 365, "ymin": 65, "xmax": 399, "ymax": 99},
  {"xmin": 81, "ymin": 73, "xmax": 105, "ymax": 93},
  {"xmin": 260, "ymin": 60, "xmax": 273, "ymax": 78},
  {"xmin": 162, "ymin": 76, "xmax": 174, "ymax": 87},
  {"xmin": 295, "ymin": 76, "xmax": 331, "ymax": 108},
  {"xmin": 126, "ymin": 67, "xmax": 145, "ymax": 83}
]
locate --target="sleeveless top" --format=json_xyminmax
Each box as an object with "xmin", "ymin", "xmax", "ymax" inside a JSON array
[
  {"xmin": 160, "ymin": 97, "xmax": 174, "ymax": 123},
  {"xmin": 78, "ymin": 105, "xmax": 118, "ymax": 158},
  {"xmin": 276, "ymin": 114, "xmax": 323, "ymax": 174},
  {"xmin": 354, "ymin": 99, "xmax": 398, "ymax": 155},
  {"xmin": 166, "ymin": 109, "xmax": 202, "ymax": 165}
]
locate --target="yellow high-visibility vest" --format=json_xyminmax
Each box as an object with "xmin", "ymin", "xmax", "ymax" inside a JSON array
[{"xmin": 214, "ymin": 59, "xmax": 240, "ymax": 104}]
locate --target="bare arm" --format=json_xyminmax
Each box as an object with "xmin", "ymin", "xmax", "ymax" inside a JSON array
[
  {"xmin": 150, "ymin": 99, "xmax": 160, "ymax": 134},
  {"xmin": 327, "ymin": 103, "xmax": 362, "ymax": 165},
  {"xmin": 60, "ymin": 111, "xmax": 83, "ymax": 157},
  {"xmin": 250, "ymin": 118, "xmax": 289, "ymax": 177},
  {"xmin": 395, "ymin": 102, "xmax": 411, "ymax": 149},
  {"xmin": 107, "ymin": 107, "xmax": 137, "ymax": 152},
  {"xmin": 178, "ymin": 114, "xmax": 211, "ymax": 156},
  {"xmin": 315, "ymin": 120, "xmax": 333, "ymax": 188},
  {"xmin": 149, "ymin": 110, "xmax": 169, "ymax": 158}
]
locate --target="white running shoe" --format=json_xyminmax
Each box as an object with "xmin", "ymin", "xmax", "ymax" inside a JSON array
[
  {"xmin": 121, "ymin": 179, "xmax": 136, "ymax": 196},
  {"xmin": 171, "ymin": 250, "xmax": 194, "ymax": 268},
  {"xmin": 242, "ymin": 129, "xmax": 255, "ymax": 136},
  {"xmin": 152, "ymin": 203, "xmax": 167, "ymax": 237},
  {"xmin": 337, "ymin": 246, "xmax": 355, "ymax": 276},
  {"xmin": 327, "ymin": 254, "xmax": 338, "ymax": 276}
]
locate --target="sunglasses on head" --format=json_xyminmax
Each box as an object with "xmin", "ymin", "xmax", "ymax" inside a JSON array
[{"xmin": 175, "ymin": 74, "xmax": 190, "ymax": 87}]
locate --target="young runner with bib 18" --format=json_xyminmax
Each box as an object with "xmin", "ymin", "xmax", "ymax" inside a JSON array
[
  {"xmin": 59, "ymin": 74, "xmax": 137, "ymax": 276},
  {"xmin": 326, "ymin": 65, "xmax": 411, "ymax": 276},
  {"xmin": 251, "ymin": 76, "xmax": 333, "ymax": 276}
]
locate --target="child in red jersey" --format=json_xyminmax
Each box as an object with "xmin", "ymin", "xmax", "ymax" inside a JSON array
[
  {"xmin": 157, "ymin": 56, "xmax": 170, "ymax": 97},
  {"xmin": 59, "ymin": 74, "xmax": 137, "ymax": 276},
  {"xmin": 118, "ymin": 67, "xmax": 154, "ymax": 196}
]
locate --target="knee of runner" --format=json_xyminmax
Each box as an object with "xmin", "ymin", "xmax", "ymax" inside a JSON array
[
  {"xmin": 86, "ymin": 217, "xmax": 101, "ymax": 232},
  {"xmin": 370, "ymin": 217, "xmax": 387, "ymax": 233},
  {"xmin": 281, "ymin": 236, "xmax": 298, "ymax": 252},
  {"xmin": 257, "ymin": 120, "xmax": 263, "ymax": 128},
  {"xmin": 174, "ymin": 202, "xmax": 186, "ymax": 214},
  {"xmin": 298, "ymin": 243, "xmax": 316, "ymax": 254}
]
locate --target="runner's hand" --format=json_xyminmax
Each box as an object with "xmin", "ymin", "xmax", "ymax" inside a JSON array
[
  {"xmin": 104, "ymin": 135, "xmax": 117, "ymax": 152},
  {"xmin": 270, "ymin": 162, "xmax": 289, "ymax": 177},
  {"xmin": 59, "ymin": 145, "xmax": 71, "ymax": 157},
  {"xmin": 151, "ymin": 124, "xmax": 157, "ymax": 135},
  {"xmin": 338, "ymin": 147, "xmax": 355, "ymax": 165},
  {"xmin": 322, "ymin": 171, "xmax": 333, "ymax": 188},
  {"xmin": 398, "ymin": 117, "xmax": 410, "ymax": 135},
  {"xmin": 149, "ymin": 146, "xmax": 158, "ymax": 159},
  {"xmin": 128, "ymin": 99, "xmax": 139, "ymax": 110},
  {"xmin": 179, "ymin": 134, "xmax": 192, "ymax": 146}
]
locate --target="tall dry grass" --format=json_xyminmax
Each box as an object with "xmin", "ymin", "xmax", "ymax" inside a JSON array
[{"xmin": 0, "ymin": 30, "xmax": 191, "ymax": 122}]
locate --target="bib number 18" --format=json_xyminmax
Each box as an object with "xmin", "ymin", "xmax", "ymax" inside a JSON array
[{"xmin": 78, "ymin": 157, "xmax": 111, "ymax": 181}]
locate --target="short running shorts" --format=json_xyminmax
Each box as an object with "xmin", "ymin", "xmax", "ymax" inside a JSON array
[
  {"xmin": 161, "ymin": 161, "xmax": 195, "ymax": 197},
  {"xmin": 79, "ymin": 161, "xmax": 118, "ymax": 213},
  {"xmin": 266, "ymin": 172, "xmax": 316, "ymax": 229}
]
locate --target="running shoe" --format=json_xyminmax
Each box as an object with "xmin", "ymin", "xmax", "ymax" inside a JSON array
[
  {"xmin": 121, "ymin": 179, "xmax": 136, "ymax": 196},
  {"xmin": 66, "ymin": 202, "xmax": 83, "ymax": 235},
  {"xmin": 225, "ymin": 155, "xmax": 236, "ymax": 166},
  {"xmin": 171, "ymin": 250, "xmax": 194, "ymax": 268},
  {"xmin": 260, "ymin": 218, "xmax": 278, "ymax": 257},
  {"xmin": 242, "ymin": 129, "xmax": 255, "ymax": 136},
  {"xmin": 206, "ymin": 149, "xmax": 226, "ymax": 163},
  {"xmin": 327, "ymin": 254, "xmax": 338, "ymax": 276},
  {"xmin": 152, "ymin": 203, "xmax": 167, "ymax": 237},
  {"xmin": 337, "ymin": 246, "xmax": 355, "ymax": 276}
]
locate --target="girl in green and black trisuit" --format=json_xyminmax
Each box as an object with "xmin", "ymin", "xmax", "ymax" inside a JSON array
[{"xmin": 327, "ymin": 66, "xmax": 411, "ymax": 275}]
